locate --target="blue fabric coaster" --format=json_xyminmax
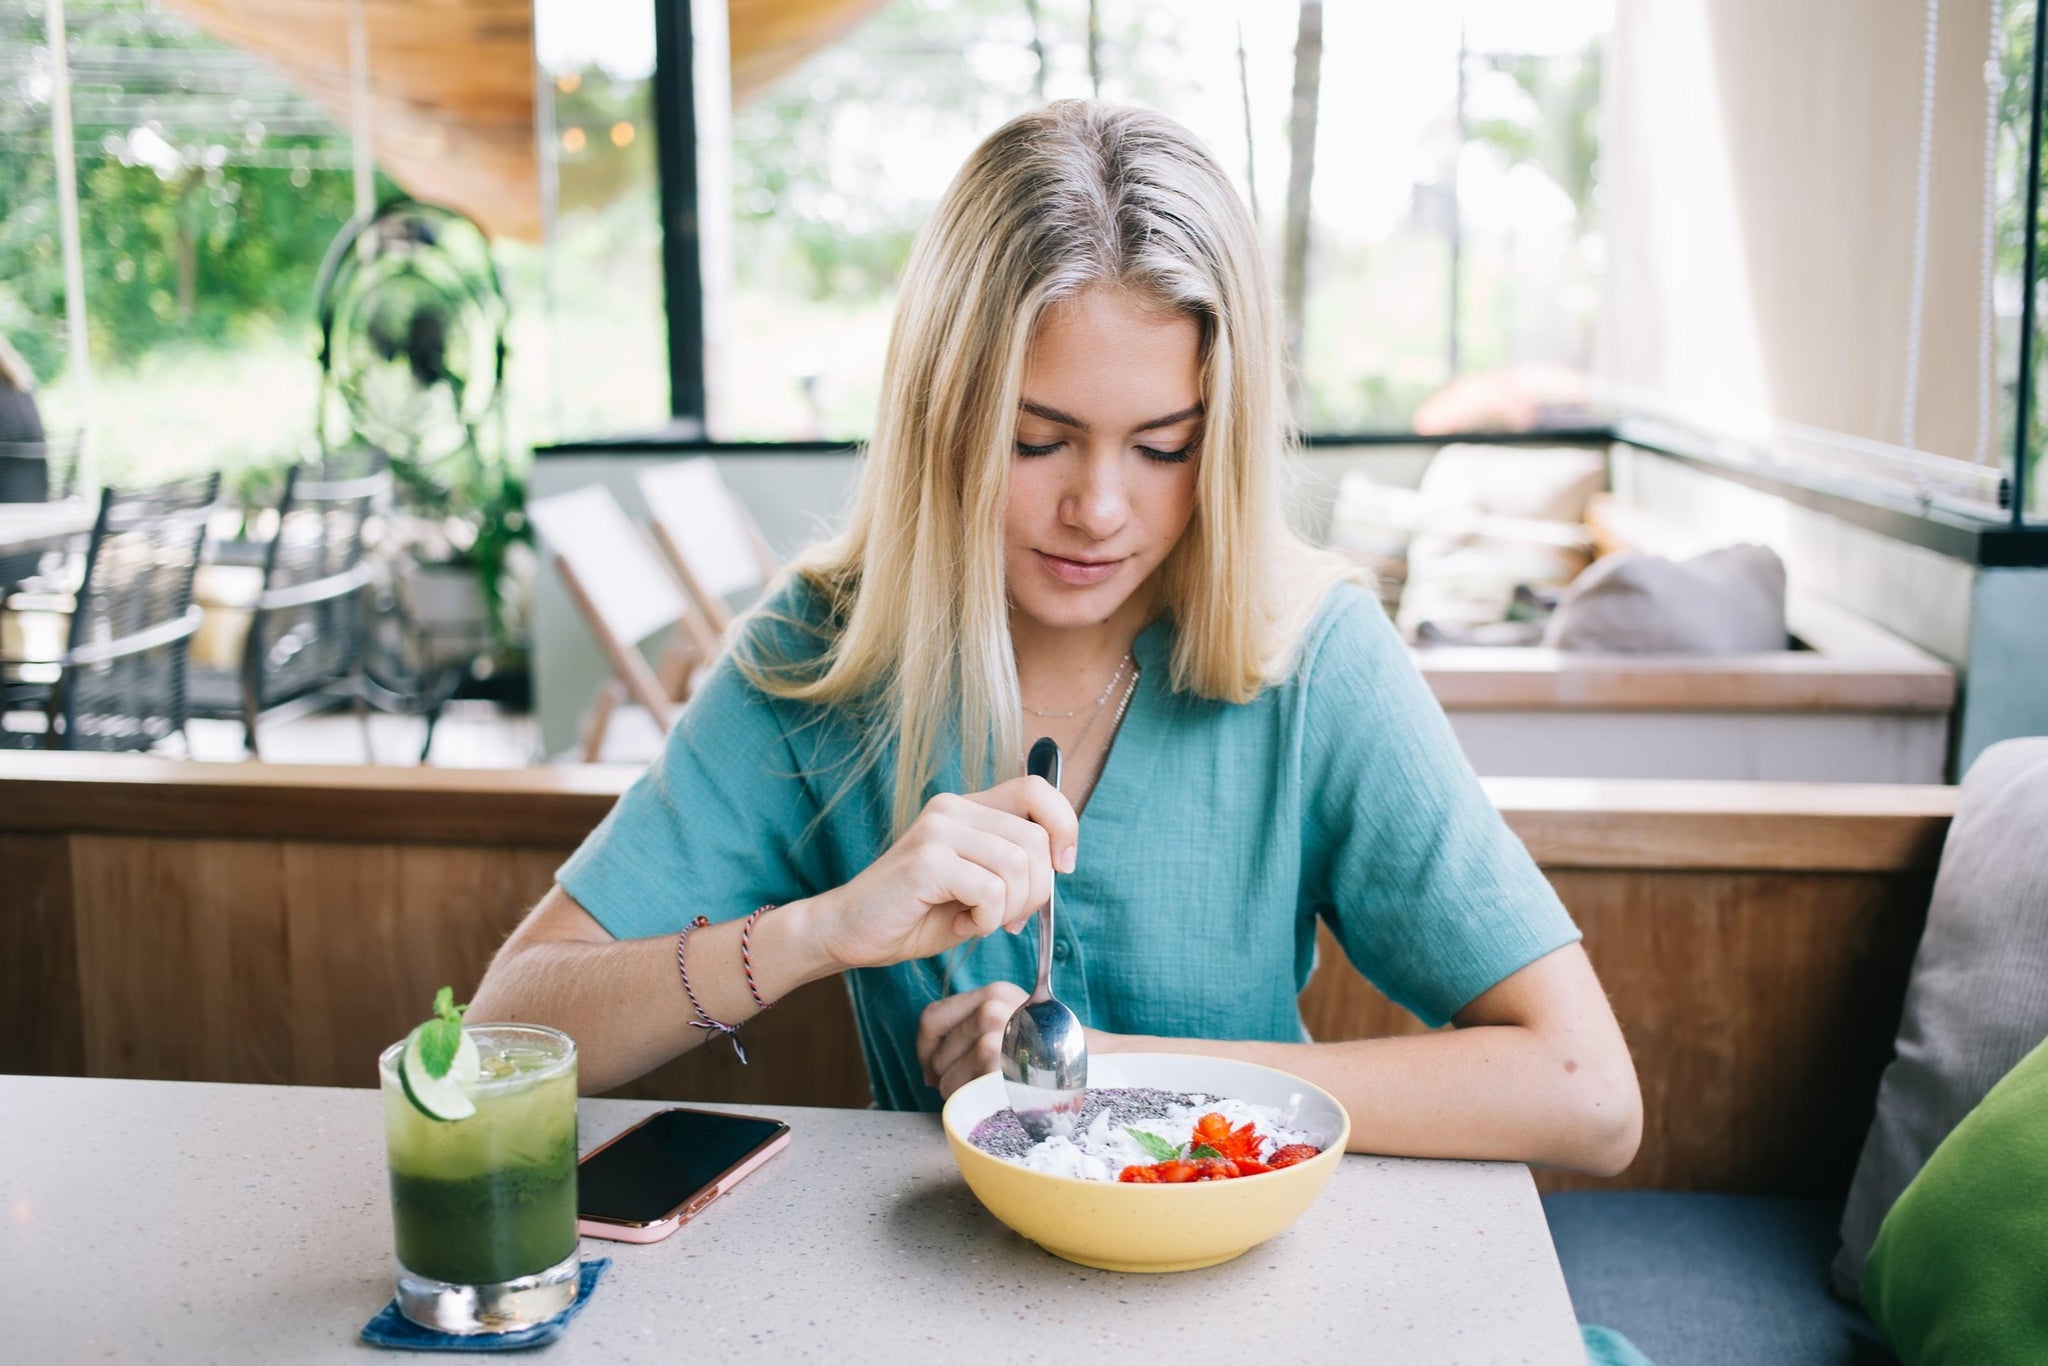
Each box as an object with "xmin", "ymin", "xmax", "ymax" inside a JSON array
[{"xmin": 360, "ymin": 1257, "xmax": 610, "ymax": 1353}]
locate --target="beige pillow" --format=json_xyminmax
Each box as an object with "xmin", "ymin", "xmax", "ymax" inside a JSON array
[
  {"xmin": 1542, "ymin": 545, "xmax": 1787, "ymax": 654},
  {"xmin": 1397, "ymin": 520, "xmax": 1592, "ymax": 642},
  {"xmin": 1416, "ymin": 443, "xmax": 1608, "ymax": 524}
]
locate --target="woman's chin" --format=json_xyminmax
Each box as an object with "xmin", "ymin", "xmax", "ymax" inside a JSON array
[{"xmin": 1010, "ymin": 583, "xmax": 1135, "ymax": 632}]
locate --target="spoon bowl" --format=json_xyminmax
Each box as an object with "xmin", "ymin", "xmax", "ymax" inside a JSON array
[{"xmin": 1000, "ymin": 996, "xmax": 1088, "ymax": 1140}]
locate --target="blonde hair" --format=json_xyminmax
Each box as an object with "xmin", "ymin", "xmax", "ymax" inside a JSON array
[{"xmin": 738, "ymin": 100, "xmax": 1361, "ymax": 833}]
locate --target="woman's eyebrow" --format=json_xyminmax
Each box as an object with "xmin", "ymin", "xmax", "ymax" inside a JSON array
[{"xmin": 1018, "ymin": 400, "xmax": 1204, "ymax": 433}]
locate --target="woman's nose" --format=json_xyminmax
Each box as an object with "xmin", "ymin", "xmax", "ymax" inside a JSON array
[{"xmin": 1061, "ymin": 455, "xmax": 1129, "ymax": 539}]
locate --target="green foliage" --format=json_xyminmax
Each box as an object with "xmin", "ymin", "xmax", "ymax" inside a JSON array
[
  {"xmin": 0, "ymin": 0, "xmax": 396, "ymax": 386},
  {"xmin": 1466, "ymin": 43, "xmax": 1604, "ymax": 225},
  {"xmin": 727, "ymin": 0, "xmax": 1189, "ymax": 303}
]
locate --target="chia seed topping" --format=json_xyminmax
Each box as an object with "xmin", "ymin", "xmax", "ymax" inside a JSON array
[{"xmin": 968, "ymin": 1086, "xmax": 1215, "ymax": 1161}]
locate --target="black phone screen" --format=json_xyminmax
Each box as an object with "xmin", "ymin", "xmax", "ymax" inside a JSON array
[{"xmin": 577, "ymin": 1108, "xmax": 788, "ymax": 1224}]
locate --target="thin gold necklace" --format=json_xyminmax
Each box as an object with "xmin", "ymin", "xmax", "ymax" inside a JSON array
[{"xmin": 1021, "ymin": 650, "xmax": 1134, "ymax": 719}]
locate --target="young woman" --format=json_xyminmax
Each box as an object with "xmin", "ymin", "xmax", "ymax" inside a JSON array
[{"xmin": 472, "ymin": 101, "xmax": 1640, "ymax": 1176}]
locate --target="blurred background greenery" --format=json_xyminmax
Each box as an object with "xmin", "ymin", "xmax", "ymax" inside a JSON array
[{"xmin": 0, "ymin": 0, "xmax": 1611, "ymax": 485}]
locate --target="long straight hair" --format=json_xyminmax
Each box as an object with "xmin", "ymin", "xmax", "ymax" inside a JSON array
[{"xmin": 738, "ymin": 101, "xmax": 1360, "ymax": 834}]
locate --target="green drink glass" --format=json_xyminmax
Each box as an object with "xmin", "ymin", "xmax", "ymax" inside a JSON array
[{"xmin": 378, "ymin": 1024, "xmax": 581, "ymax": 1333}]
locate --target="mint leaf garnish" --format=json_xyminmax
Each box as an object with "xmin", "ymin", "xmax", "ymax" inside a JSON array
[
  {"xmin": 417, "ymin": 1019, "xmax": 459, "ymax": 1079},
  {"xmin": 1189, "ymin": 1144, "xmax": 1224, "ymax": 1161},
  {"xmin": 1127, "ymin": 1128, "xmax": 1184, "ymax": 1163},
  {"xmin": 417, "ymin": 987, "xmax": 469, "ymax": 1080}
]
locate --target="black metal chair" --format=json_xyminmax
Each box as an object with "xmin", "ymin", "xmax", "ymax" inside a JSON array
[
  {"xmin": 188, "ymin": 452, "xmax": 389, "ymax": 758},
  {"xmin": 0, "ymin": 473, "xmax": 218, "ymax": 751}
]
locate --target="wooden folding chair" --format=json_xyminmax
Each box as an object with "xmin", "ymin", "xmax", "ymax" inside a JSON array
[
  {"xmin": 636, "ymin": 458, "xmax": 779, "ymax": 647},
  {"xmin": 527, "ymin": 484, "xmax": 710, "ymax": 761}
]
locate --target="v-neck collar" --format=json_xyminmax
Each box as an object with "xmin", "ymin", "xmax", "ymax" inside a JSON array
[{"xmin": 1068, "ymin": 613, "xmax": 1172, "ymax": 853}]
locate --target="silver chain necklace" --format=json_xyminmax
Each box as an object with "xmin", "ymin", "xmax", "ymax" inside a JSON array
[
  {"xmin": 1021, "ymin": 650, "xmax": 1134, "ymax": 719},
  {"xmin": 1068, "ymin": 655, "xmax": 1139, "ymax": 760}
]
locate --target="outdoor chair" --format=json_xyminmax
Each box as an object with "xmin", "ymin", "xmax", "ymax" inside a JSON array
[
  {"xmin": 528, "ymin": 483, "xmax": 709, "ymax": 761},
  {"xmin": 636, "ymin": 458, "xmax": 778, "ymax": 654},
  {"xmin": 0, "ymin": 473, "xmax": 218, "ymax": 752},
  {"xmin": 187, "ymin": 452, "xmax": 388, "ymax": 758}
]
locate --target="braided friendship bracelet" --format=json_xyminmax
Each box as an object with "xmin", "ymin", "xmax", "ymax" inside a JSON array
[
  {"xmin": 675, "ymin": 916, "xmax": 748, "ymax": 1065},
  {"xmin": 740, "ymin": 904, "xmax": 778, "ymax": 1012}
]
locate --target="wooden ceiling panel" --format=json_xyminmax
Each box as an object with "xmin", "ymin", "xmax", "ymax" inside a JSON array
[{"xmin": 160, "ymin": 1, "xmax": 889, "ymax": 242}]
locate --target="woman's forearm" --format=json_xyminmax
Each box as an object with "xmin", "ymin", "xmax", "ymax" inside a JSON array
[
  {"xmin": 1099, "ymin": 1026, "xmax": 1637, "ymax": 1176},
  {"xmin": 469, "ymin": 890, "xmax": 844, "ymax": 1095}
]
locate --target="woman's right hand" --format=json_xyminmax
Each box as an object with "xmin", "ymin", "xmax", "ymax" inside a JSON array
[{"xmin": 811, "ymin": 776, "xmax": 1078, "ymax": 971}]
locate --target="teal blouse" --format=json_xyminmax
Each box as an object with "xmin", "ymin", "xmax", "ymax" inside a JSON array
[{"xmin": 558, "ymin": 578, "xmax": 1579, "ymax": 1112}]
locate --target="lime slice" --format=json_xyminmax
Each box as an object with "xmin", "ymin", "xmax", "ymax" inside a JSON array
[
  {"xmin": 449, "ymin": 1028, "xmax": 481, "ymax": 1085},
  {"xmin": 399, "ymin": 1025, "xmax": 477, "ymax": 1121}
]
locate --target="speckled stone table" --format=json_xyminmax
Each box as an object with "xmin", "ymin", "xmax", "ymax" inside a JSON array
[{"xmin": 1, "ymin": 1075, "xmax": 1586, "ymax": 1363}]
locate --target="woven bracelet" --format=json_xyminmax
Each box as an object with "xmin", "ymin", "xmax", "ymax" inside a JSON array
[
  {"xmin": 675, "ymin": 916, "xmax": 747, "ymax": 1065},
  {"xmin": 740, "ymin": 904, "xmax": 779, "ymax": 1012}
]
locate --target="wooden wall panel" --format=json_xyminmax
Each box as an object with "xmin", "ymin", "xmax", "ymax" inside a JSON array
[
  {"xmin": 52, "ymin": 831, "xmax": 874, "ymax": 1107},
  {"xmin": 1298, "ymin": 868, "xmax": 1931, "ymax": 1197},
  {"xmin": 70, "ymin": 836, "xmax": 294, "ymax": 1083},
  {"xmin": 605, "ymin": 977, "xmax": 873, "ymax": 1111},
  {"xmin": 282, "ymin": 843, "xmax": 568, "ymax": 1089},
  {"xmin": 0, "ymin": 832, "xmax": 84, "ymax": 1075}
]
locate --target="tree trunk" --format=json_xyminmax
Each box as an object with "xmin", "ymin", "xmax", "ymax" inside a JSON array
[
  {"xmin": 174, "ymin": 170, "xmax": 203, "ymax": 325},
  {"xmin": 1281, "ymin": 1, "xmax": 1324, "ymax": 419},
  {"xmin": 1087, "ymin": 0, "xmax": 1102, "ymax": 97},
  {"xmin": 1238, "ymin": 20, "xmax": 1260, "ymax": 226},
  {"xmin": 1023, "ymin": 0, "xmax": 1047, "ymax": 101}
]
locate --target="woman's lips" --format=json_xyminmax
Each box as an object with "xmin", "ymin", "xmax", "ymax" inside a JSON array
[{"xmin": 1036, "ymin": 550, "xmax": 1126, "ymax": 586}]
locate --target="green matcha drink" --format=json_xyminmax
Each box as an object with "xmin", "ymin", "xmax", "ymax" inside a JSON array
[{"xmin": 378, "ymin": 1010, "xmax": 580, "ymax": 1334}]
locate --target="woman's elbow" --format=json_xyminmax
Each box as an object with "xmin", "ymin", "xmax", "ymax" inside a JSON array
[{"xmin": 1573, "ymin": 1060, "xmax": 1643, "ymax": 1178}]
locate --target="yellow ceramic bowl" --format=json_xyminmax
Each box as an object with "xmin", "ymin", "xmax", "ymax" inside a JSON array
[{"xmin": 941, "ymin": 1052, "xmax": 1351, "ymax": 1273}]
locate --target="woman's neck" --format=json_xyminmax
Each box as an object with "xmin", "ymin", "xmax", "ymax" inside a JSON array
[{"xmin": 1009, "ymin": 585, "xmax": 1155, "ymax": 711}]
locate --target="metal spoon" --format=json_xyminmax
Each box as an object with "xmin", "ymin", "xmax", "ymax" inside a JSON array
[{"xmin": 999, "ymin": 736, "xmax": 1089, "ymax": 1141}]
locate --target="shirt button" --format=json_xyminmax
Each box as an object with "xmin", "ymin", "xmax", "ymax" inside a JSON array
[{"xmin": 1052, "ymin": 941, "xmax": 1073, "ymax": 961}]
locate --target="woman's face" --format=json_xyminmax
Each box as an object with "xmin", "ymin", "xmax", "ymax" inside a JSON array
[{"xmin": 1005, "ymin": 287, "xmax": 1204, "ymax": 635}]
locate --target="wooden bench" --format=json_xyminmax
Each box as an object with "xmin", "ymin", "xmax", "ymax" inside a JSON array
[{"xmin": 0, "ymin": 754, "xmax": 1953, "ymax": 1195}]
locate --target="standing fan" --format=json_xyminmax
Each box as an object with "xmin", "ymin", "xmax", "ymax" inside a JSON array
[
  {"xmin": 312, "ymin": 200, "xmax": 520, "ymax": 759},
  {"xmin": 314, "ymin": 199, "xmax": 509, "ymax": 478}
]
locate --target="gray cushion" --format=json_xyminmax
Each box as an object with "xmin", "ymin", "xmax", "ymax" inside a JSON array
[
  {"xmin": 1834, "ymin": 737, "xmax": 2048, "ymax": 1296},
  {"xmin": 1546, "ymin": 1192, "xmax": 1895, "ymax": 1366},
  {"xmin": 1543, "ymin": 544, "xmax": 1787, "ymax": 653}
]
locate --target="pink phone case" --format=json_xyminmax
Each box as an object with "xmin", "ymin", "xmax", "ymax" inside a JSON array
[{"xmin": 575, "ymin": 1108, "xmax": 791, "ymax": 1243}]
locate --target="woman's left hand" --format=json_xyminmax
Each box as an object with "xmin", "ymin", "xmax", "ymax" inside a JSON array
[
  {"xmin": 917, "ymin": 983, "xmax": 1027, "ymax": 1099},
  {"xmin": 918, "ymin": 983, "xmax": 1127, "ymax": 1100}
]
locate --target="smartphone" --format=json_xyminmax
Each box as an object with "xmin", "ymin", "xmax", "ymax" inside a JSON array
[{"xmin": 576, "ymin": 1106, "xmax": 792, "ymax": 1243}]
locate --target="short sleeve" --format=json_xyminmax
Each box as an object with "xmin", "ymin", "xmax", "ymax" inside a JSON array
[
  {"xmin": 556, "ymin": 601, "xmax": 829, "ymax": 942},
  {"xmin": 1299, "ymin": 585, "xmax": 1580, "ymax": 1026}
]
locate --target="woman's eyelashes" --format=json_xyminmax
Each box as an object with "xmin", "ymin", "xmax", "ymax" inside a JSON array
[{"xmin": 1012, "ymin": 439, "xmax": 1196, "ymax": 463}]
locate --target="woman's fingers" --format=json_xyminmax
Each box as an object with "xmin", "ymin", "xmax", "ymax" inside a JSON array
[
  {"xmin": 918, "ymin": 983, "xmax": 1027, "ymax": 1090},
  {"xmin": 966, "ymin": 776, "xmax": 1079, "ymax": 875},
  {"xmin": 932, "ymin": 809, "xmax": 1047, "ymax": 930},
  {"xmin": 910, "ymin": 825, "xmax": 1010, "ymax": 939}
]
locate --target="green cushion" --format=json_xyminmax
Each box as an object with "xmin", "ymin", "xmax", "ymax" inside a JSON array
[{"xmin": 1863, "ymin": 1034, "xmax": 2048, "ymax": 1363}]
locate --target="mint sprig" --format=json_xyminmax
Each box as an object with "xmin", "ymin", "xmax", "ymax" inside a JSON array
[
  {"xmin": 1189, "ymin": 1144, "xmax": 1224, "ymax": 1161},
  {"xmin": 1127, "ymin": 1127, "xmax": 1185, "ymax": 1163},
  {"xmin": 416, "ymin": 986, "xmax": 469, "ymax": 1080}
]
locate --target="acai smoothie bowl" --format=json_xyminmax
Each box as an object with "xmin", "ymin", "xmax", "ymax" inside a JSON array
[{"xmin": 940, "ymin": 1053, "xmax": 1351, "ymax": 1272}]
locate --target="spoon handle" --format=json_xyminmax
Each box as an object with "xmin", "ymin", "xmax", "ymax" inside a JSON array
[{"xmin": 1026, "ymin": 737, "xmax": 1062, "ymax": 1005}]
